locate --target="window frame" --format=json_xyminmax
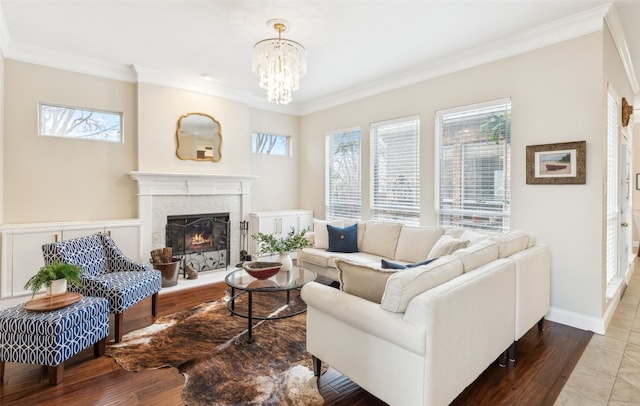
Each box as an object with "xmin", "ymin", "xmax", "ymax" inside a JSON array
[
  {"xmin": 435, "ymin": 98, "xmax": 511, "ymax": 232},
  {"xmin": 370, "ymin": 115, "xmax": 421, "ymax": 225},
  {"xmin": 38, "ymin": 102, "xmax": 123, "ymax": 142},
  {"xmin": 325, "ymin": 127, "xmax": 362, "ymax": 221},
  {"xmin": 251, "ymin": 132, "xmax": 292, "ymax": 156}
]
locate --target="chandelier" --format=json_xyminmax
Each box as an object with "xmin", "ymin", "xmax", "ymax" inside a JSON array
[{"xmin": 252, "ymin": 20, "xmax": 307, "ymax": 105}]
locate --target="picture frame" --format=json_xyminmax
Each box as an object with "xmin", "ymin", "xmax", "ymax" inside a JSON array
[
  {"xmin": 636, "ymin": 173, "xmax": 640, "ymax": 190},
  {"xmin": 526, "ymin": 141, "xmax": 586, "ymax": 184}
]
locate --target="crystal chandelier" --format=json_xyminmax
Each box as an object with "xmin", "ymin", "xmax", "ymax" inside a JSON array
[{"xmin": 252, "ymin": 20, "xmax": 307, "ymax": 105}]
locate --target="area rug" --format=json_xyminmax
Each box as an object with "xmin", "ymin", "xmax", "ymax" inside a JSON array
[{"xmin": 106, "ymin": 290, "xmax": 323, "ymax": 406}]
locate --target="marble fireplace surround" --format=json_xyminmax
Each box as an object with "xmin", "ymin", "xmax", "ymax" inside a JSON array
[{"xmin": 129, "ymin": 172, "xmax": 256, "ymax": 268}]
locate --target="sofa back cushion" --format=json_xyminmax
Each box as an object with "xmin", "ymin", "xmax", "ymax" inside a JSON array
[
  {"xmin": 336, "ymin": 259, "xmax": 397, "ymax": 303},
  {"xmin": 489, "ymin": 230, "xmax": 531, "ymax": 258},
  {"xmin": 313, "ymin": 219, "xmax": 344, "ymax": 249},
  {"xmin": 344, "ymin": 221, "xmax": 367, "ymax": 251},
  {"xmin": 381, "ymin": 255, "xmax": 464, "ymax": 312},
  {"xmin": 361, "ymin": 221, "xmax": 403, "ymax": 258},
  {"xmin": 452, "ymin": 240, "xmax": 499, "ymax": 272},
  {"xmin": 394, "ymin": 226, "xmax": 444, "ymax": 263},
  {"xmin": 427, "ymin": 235, "xmax": 470, "ymax": 259}
]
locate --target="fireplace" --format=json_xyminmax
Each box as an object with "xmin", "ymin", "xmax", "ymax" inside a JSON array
[{"xmin": 166, "ymin": 212, "xmax": 230, "ymax": 273}]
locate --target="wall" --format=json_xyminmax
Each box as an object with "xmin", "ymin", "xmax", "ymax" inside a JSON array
[
  {"xmin": 249, "ymin": 108, "xmax": 301, "ymax": 212},
  {"xmin": 300, "ymin": 33, "xmax": 607, "ymax": 328},
  {"xmin": 0, "ymin": 53, "xmax": 4, "ymax": 225},
  {"xmin": 4, "ymin": 60, "xmax": 138, "ymax": 223}
]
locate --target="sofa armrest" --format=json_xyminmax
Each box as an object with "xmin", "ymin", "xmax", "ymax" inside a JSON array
[
  {"xmin": 403, "ymin": 258, "xmax": 516, "ymax": 406},
  {"xmin": 509, "ymin": 244, "xmax": 551, "ymax": 340},
  {"xmin": 301, "ymin": 282, "xmax": 425, "ymax": 355}
]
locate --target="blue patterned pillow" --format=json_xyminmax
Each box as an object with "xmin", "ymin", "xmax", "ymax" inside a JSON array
[
  {"xmin": 327, "ymin": 223, "xmax": 358, "ymax": 253},
  {"xmin": 381, "ymin": 257, "xmax": 438, "ymax": 269}
]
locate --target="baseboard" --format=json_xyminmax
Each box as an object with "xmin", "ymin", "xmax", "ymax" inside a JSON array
[{"xmin": 545, "ymin": 307, "xmax": 605, "ymax": 334}]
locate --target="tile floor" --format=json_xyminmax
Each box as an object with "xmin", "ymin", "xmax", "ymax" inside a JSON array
[{"xmin": 555, "ymin": 263, "xmax": 640, "ymax": 405}]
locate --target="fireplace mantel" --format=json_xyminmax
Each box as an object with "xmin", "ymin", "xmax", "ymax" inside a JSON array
[
  {"xmin": 129, "ymin": 171, "xmax": 257, "ymax": 263},
  {"xmin": 129, "ymin": 171, "xmax": 258, "ymax": 196}
]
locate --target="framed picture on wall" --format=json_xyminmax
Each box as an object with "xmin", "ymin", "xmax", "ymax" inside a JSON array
[{"xmin": 525, "ymin": 141, "xmax": 586, "ymax": 184}]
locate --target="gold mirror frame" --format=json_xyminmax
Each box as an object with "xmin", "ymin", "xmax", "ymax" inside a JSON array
[{"xmin": 175, "ymin": 112, "xmax": 222, "ymax": 162}]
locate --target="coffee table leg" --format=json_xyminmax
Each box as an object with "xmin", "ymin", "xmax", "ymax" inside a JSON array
[
  {"xmin": 286, "ymin": 289, "xmax": 290, "ymax": 304},
  {"xmin": 247, "ymin": 291, "xmax": 253, "ymax": 342},
  {"xmin": 230, "ymin": 287, "xmax": 235, "ymax": 312}
]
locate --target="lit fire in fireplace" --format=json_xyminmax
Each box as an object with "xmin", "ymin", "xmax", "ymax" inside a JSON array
[{"xmin": 190, "ymin": 233, "xmax": 214, "ymax": 250}]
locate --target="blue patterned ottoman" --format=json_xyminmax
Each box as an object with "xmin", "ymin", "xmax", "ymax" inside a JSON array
[{"xmin": 0, "ymin": 296, "xmax": 109, "ymax": 385}]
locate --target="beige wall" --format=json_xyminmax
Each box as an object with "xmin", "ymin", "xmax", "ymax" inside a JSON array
[
  {"xmin": 300, "ymin": 33, "xmax": 607, "ymax": 322},
  {"xmin": 4, "ymin": 60, "xmax": 138, "ymax": 223},
  {"xmin": 137, "ymin": 83, "xmax": 251, "ymax": 176},
  {"xmin": 0, "ymin": 53, "xmax": 4, "ymax": 225},
  {"xmin": 249, "ymin": 108, "xmax": 301, "ymax": 211}
]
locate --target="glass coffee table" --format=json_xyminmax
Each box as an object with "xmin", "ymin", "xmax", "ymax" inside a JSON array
[{"xmin": 225, "ymin": 266, "xmax": 316, "ymax": 342}]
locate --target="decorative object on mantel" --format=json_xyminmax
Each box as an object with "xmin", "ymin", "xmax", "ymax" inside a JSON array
[
  {"xmin": 150, "ymin": 248, "xmax": 181, "ymax": 287},
  {"xmin": 622, "ymin": 97, "xmax": 634, "ymax": 127},
  {"xmin": 525, "ymin": 141, "xmax": 586, "ymax": 185},
  {"xmin": 252, "ymin": 18, "xmax": 307, "ymax": 105},
  {"xmin": 23, "ymin": 261, "xmax": 83, "ymax": 299},
  {"xmin": 185, "ymin": 264, "xmax": 198, "ymax": 280},
  {"xmin": 252, "ymin": 228, "xmax": 311, "ymax": 272}
]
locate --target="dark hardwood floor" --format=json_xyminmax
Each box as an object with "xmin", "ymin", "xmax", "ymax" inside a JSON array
[{"xmin": 0, "ymin": 281, "xmax": 592, "ymax": 405}]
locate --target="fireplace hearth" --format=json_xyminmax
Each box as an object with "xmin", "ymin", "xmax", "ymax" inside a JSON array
[{"xmin": 166, "ymin": 213, "xmax": 230, "ymax": 273}]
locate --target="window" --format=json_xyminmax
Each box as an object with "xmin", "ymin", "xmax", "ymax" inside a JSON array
[
  {"xmin": 370, "ymin": 116, "xmax": 420, "ymax": 224},
  {"xmin": 606, "ymin": 88, "xmax": 619, "ymax": 289},
  {"xmin": 436, "ymin": 99, "xmax": 511, "ymax": 231},
  {"xmin": 252, "ymin": 133, "xmax": 291, "ymax": 156},
  {"xmin": 39, "ymin": 102, "xmax": 123, "ymax": 142},
  {"xmin": 325, "ymin": 128, "xmax": 362, "ymax": 220}
]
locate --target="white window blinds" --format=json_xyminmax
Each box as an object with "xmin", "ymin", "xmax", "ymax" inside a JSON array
[
  {"xmin": 606, "ymin": 89, "xmax": 619, "ymax": 288},
  {"xmin": 436, "ymin": 99, "xmax": 511, "ymax": 231},
  {"xmin": 370, "ymin": 116, "xmax": 420, "ymax": 224},
  {"xmin": 325, "ymin": 128, "xmax": 362, "ymax": 220}
]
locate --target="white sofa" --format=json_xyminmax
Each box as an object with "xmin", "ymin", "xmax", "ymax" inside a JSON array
[{"xmin": 299, "ymin": 220, "xmax": 550, "ymax": 406}]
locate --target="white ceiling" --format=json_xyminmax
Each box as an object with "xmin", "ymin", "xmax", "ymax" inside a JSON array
[{"xmin": 1, "ymin": 0, "xmax": 639, "ymax": 115}]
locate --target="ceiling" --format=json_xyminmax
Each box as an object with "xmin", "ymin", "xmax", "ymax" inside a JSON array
[{"xmin": 1, "ymin": 0, "xmax": 639, "ymax": 115}]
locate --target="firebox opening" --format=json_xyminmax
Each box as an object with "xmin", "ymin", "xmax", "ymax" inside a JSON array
[{"xmin": 166, "ymin": 212, "xmax": 230, "ymax": 274}]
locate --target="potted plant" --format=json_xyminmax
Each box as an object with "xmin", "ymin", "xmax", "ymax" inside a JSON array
[
  {"xmin": 24, "ymin": 261, "xmax": 84, "ymax": 298},
  {"xmin": 252, "ymin": 227, "xmax": 311, "ymax": 272}
]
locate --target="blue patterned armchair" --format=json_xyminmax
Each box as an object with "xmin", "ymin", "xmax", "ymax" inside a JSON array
[{"xmin": 42, "ymin": 232, "xmax": 162, "ymax": 342}]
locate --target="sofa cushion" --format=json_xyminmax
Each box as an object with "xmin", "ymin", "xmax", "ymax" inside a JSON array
[
  {"xmin": 489, "ymin": 230, "xmax": 530, "ymax": 258},
  {"xmin": 460, "ymin": 229, "xmax": 489, "ymax": 245},
  {"xmin": 381, "ymin": 258, "xmax": 439, "ymax": 269},
  {"xmin": 313, "ymin": 219, "xmax": 344, "ymax": 249},
  {"xmin": 298, "ymin": 248, "xmax": 332, "ymax": 268},
  {"xmin": 427, "ymin": 235, "xmax": 470, "ymax": 259},
  {"xmin": 452, "ymin": 240, "xmax": 499, "ymax": 272},
  {"xmin": 394, "ymin": 226, "xmax": 444, "ymax": 263},
  {"xmin": 361, "ymin": 221, "xmax": 403, "ymax": 258},
  {"xmin": 327, "ymin": 223, "xmax": 359, "ymax": 253},
  {"xmin": 381, "ymin": 255, "xmax": 464, "ymax": 312},
  {"xmin": 327, "ymin": 252, "xmax": 382, "ymax": 268},
  {"xmin": 335, "ymin": 259, "xmax": 397, "ymax": 303}
]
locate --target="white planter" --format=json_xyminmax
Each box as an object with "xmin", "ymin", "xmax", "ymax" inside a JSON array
[
  {"xmin": 278, "ymin": 252, "xmax": 293, "ymax": 272},
  {"xmin": 48, "ymin": 279, "xmax": 67, "ymax": 296}
]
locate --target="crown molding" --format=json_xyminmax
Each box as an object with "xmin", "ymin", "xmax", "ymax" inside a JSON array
[
  {"xmin": 604, "ymin": 3, "xmax": 640, "ymax": 93},
  {"xmin": 298, "ymin": 3, "xmax": 611, "ymax": 115},
  {"xmin": 0, "ymin": 3, "xmax": 617, "ymax": 117}
]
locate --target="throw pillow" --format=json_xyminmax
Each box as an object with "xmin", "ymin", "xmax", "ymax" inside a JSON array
[
  {"xmin": 427, "ymin": 235, "xmax": 470, "ymax": 259},
  {"xmin": 381, "ymin": 258, "xmax": 439, "ymax": 269},
  {"xmin": 336, "ymin": 259, "xmax": 397, "ymax": 303},
  {"xmin": 313, "ymin": 219, "xmax": 344, "ymax": 249},
  {"xmin": 327, "ymin": 223, "xmax": 358, "ymax": 253}
]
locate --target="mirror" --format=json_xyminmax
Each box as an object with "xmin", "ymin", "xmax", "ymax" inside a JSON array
[{"xmin": 176, "ymin": 112, "xmax": 222, "ymax": 162}]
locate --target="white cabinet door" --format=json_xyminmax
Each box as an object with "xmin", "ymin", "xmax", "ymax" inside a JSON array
[
  {"xmin": 62, "ymin": 227, "xmax": 104, "ymax": 240},
  {"xmin": 9, "ymin": 231, "xmax": 59, "ymax": 297},
  {"xmin": 107, "ymin": 225, "xmax": 141, "ymax": 261}
]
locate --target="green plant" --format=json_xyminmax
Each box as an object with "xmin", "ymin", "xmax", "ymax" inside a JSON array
[
  {"xmin": 252, "ymin": 227, "xmax": 311, "ymax": 255},
  {"xmin": 24, "ymin": 261, "xmax": 84, "ymax": 298}
]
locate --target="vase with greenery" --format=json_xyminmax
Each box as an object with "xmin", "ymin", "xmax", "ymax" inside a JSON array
[
  {"xmin": 24, "ymin": 261, "xmax": 84, "ymax": 298},
  {"xmin": 252, "ymin": 228, "xmax": 311, "ymax": 271}
]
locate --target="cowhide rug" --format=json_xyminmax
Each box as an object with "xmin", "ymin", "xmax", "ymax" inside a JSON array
[{"xmin": 106, "ymin": 290, "xmax": 323, "ymax": 406}]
